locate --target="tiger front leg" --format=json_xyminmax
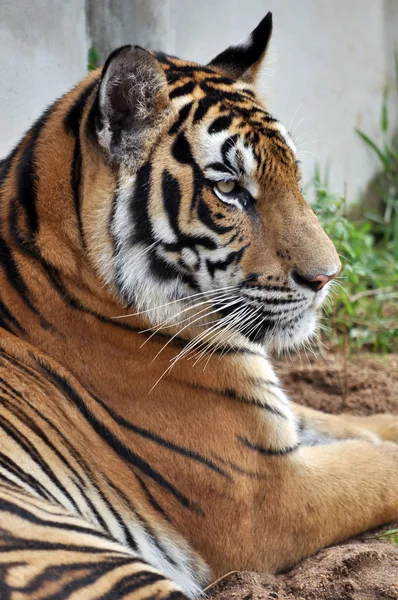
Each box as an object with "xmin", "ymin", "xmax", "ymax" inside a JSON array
[
  {"xmin": 256, "ymin": 439, "xmax": 398, "ymax": 573},
  {"xmin": 291, "ymin": 402, "xmax": 398, "ymax": 445}
]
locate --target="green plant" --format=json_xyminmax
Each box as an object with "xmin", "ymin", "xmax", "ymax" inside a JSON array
[
  {"xmin": 312, "ymin": 165, "xmax": 398, "ymax": 354},
  {"xmin": 356, "ymin": 54, "xmax": 398, "ymax": 260},
  {"xmin": 88, "ymin": 47, "xmax": 100, "ymax": 72},
  {"xmin": 378, "ymin": 528, "xmax": 398, "ymax": 544}
]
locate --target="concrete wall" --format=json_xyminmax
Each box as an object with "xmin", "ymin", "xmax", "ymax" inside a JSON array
[
  {"xmin": 1, "ymin": 0, "xmax": 397, "ymax": 202},
  {"xmin": 86, "ymin": 0, "xmax": 176, "ymax": 65},
  {"xmin": 0, "ymin": 0, "xmax": 88, "ymax": 157}
]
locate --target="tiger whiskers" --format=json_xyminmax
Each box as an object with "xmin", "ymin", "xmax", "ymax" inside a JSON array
[
  {"xmin": 112, "ymin": 285, "xmax": 239, "ymax": 319},
  {"xmin": 191, "ymin": 303, "xmax": 257, "ymax": 368},
  {"xmin": 166, "ymin": 301, "xmax": 247, "ymax": 368},
  {"xmin": 147, "ymin": 299, "xmax": 246, "ymax": 392},
  {"xmin": 139, "ymin": 289, "xmax": 238, "ymax": 347},
  {"xmin": 182, "ymin": 297, "xmax": 266, "ymax": 367},
  {"xmin": 149, "ymin": 296, "xmax": 243, "ymax": 364}
]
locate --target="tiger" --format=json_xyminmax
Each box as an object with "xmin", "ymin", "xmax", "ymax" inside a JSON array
[{"xmin": 0, "ymin": 10, "xmax": 397, "ymax": 600}]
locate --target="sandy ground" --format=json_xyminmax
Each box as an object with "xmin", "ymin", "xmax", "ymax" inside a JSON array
[{"xmin": 207, "ymin": 354, "xmax": 398, "ymax": 600}]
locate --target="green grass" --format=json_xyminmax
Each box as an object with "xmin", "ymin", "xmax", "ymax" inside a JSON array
[
  {"xmin": 312, "ymin": 167, "xmax": 398, "ymax": 354},
  {"xmin": 355, "ymin": 53, "xmax": 398, "ymax": 260},
  {"xmin": 378, "ymin": 528, "xmax": 398, "ymax": 544}
]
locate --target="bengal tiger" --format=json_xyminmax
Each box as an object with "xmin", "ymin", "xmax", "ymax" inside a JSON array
[{"xmin": 0, "ymin": 11, "xmax": 397, "ymax": 599}]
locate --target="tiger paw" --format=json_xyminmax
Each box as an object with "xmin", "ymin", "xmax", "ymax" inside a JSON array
[{"xmin": 358, "ymin": 414, "xmax": 398, "ymax": 443}]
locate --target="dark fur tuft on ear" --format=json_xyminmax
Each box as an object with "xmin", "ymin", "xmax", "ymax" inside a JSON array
[
  {"xmin": 96, "ymin": 45, "xmax": 169, "ymax": 167},
  {"xmin": 209, "ymin": 12, "xmax": 273, "ymax": 83}
]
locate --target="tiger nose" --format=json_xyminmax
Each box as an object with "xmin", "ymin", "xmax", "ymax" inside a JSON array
[{"xmin": 292, "ymin": 269, "xmax": 340, "ymax": 293}]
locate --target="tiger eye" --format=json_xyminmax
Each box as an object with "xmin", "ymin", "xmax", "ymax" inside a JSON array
[{"xmin": 216, "ymin": 180, "xmax": 237, "ymax": 194}]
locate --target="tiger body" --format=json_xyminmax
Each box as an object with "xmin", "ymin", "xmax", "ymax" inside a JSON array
[{"xmin": 0, "ymin": 13, "xmax": 398, "ymax": 600}]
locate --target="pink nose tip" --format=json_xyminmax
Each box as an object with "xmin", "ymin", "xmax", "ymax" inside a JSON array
[
  {"xmin": 292, "ymin": 269, "xmax": 340, "ymax": 293},
  {"xmin": 308, "ymin": 273, "xmax": 337, "ymax": 292}
]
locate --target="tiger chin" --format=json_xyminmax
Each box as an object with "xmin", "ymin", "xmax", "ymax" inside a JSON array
[{"xmin": 0, "ymin": 10, "xmax": 398, "ymax": 600}]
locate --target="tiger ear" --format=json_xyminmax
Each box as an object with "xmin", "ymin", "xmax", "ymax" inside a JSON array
[
  {"xmin": 96, "ymin": 45, "xmax": 169, "ymax": 166},
  {"xmin": 208, "ymin": 12, "xmax": 273, "ymax": 83}
]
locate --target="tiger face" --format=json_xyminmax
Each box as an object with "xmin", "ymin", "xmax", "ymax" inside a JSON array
[{"xmin": 86, "ymin": 13, "xmax": 340, "ymax": 352}]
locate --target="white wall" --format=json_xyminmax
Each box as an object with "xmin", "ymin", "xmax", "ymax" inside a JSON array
[{"xmin": 0, "ymin": 0, "xmax": 89, "ymax": 157}]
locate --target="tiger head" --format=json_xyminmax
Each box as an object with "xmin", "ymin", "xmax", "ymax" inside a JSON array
[{"xmin": 84, "ymin": 12, "xmax": 340, "ymax": 352}]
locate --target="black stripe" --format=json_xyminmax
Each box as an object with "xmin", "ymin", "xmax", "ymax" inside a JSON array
[
  {"xmin": 208, "ymin": 115, "xmax": 233, "ymax": 134},
  {"xmin": 15, "ymin": 104, "xmax": 55, "ymax": 239},
  {"xmin": 171, "ymin": 131, "xmax": 210, "ymax": 220},
  {"xmin": 17, "ymin": 558, "xmax": 135, "ymax": 595},
  {"xmin": 161, "ymin": 169, "xmax": 219, "ymax": 252},
  {"xmin": 239, "ymin": 436, "xmax": 299, "ymax": 456},
  {"xmin": 0, "ymin": 235, "xmax": 55, "ymax": 332},
  {"xmin": 192, "ymin": 96, "xmax": 218, "ymax": 124},
  {"xmin": 0, "ymin": 299, "xmax": 26, "ymax": 335},
  {"xmin": 206, "ymin": 161, "xmax": 234, "ymax": 175},
  {"xmin": 169, "ymin": 81, "xmax": 196, "ymax": 99},
  {"xmin": 98, "ymin": 571, "xmax": 166, "ymax": 600},
  {"xmin": 0, "ymin": 313, "xmax": 12, "ymax": 334},
  {"xmin": 129, "ymin": 162, "xmax": 153, "ymax": 246},
  {"xmin": 0, "ymin": 450, "xmax": 56, "ymax": 502},
  {"xmin": 0, "ymin": 379, "xmax": 86, "ymax": 487},
  {"xmin": 1, "ymin": 400, "xmax": 117, "ymax": 540},
  {"xmin": 102, "ymin": 475, "xmax": 176, "ymax": 564},
  {"xmin": 162, "ymin": 169, "xmax": 181, "ymax": 236},
  {"xmin": 70, "ymin": 140, "xmax": 86, "ymax": 248},
  {"xmin": 134, "ymin": 472, "xmax": 172, "ymax": 522},
  {"xmin": 220, "ymin": 135, "xmax": 238, "ymax": 171},
  {"xmin": 92, "ymin": 392, "xmax": 229, "ymax": 478},
  {"xmin": 179, "ymin": 380, "xmax": 285, "ymax": 417},
  {"xmin": 160, "ymin": 60, "xmax": 215, "ymax": 75},
  {"xmin": 200, "ymin": 82, "xmax": 249, "ymax": 104},
  {"xmin": 37, "ymin": 362, "xmax": 205, "ymax": 516},
  {"xmin": 168, "ymin": 102, "xmax": 193, "ymax": 135},
  {"xmin": 0, "ymin": 407, "xmax": 81, "ymax": 513},
  {"xmin": 198, "ymin": 196, "xmax": 234, "ymax": 235},
  {"xmin": 0, "ymin": 485, "xmax": 69, "ymax": 515},
  {"xmin": 202, "ymin": 76, "xmax": 236, "ymax": 86},
  {"xmin": 206, "ymin": 247, "xmax": 246, "ymax": 278},
  {"xmin": 167, "ymin": 593, "xmax": 189, "ymax": 600},
  {"xmin": 0, "ymin": 539, "xmax": 126, "ymax": 554},
  {"xmin": 0, "ymin": 496, "xmax": 113, "ymax": 539},
  {"xmin": 241, "ymin": 293, "xmax": 304, "ymax": 306},
  {"xmin": 241, "ymin": 88, "xmax": 256, "ymax": 97},
  {"xmin": 172, "ymin": 132, "xmax": 194, "ymax": 165},
  {"xmin": 129, "ymin": 160, "xmax": 203, "ymax": 285},
  {"xmin": 64, "ymin": 81, "xmax": 98, "ymax": 249},
  {"xmin": 64, "ymin": 81, "xmax": 98, "ymax": 136},
  {"xmin": 0, "ymin": 358, "xmax": 91, "ymax": 472},
  {"xmin": 35, "ymin": 561, "xmax": 151, "ymax": 600},
  {"xmin": 163, "ymin": 235, "xmax": 217, "ymax": 252},
  {"xmin": 0, "ymin": 146, "xmax": 19, "ymax": 190}
]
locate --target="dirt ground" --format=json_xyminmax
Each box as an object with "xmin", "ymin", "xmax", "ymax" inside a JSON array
[{"xmin": 207, "ymin": 353, "xmax": 398, "ymax": 600}]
